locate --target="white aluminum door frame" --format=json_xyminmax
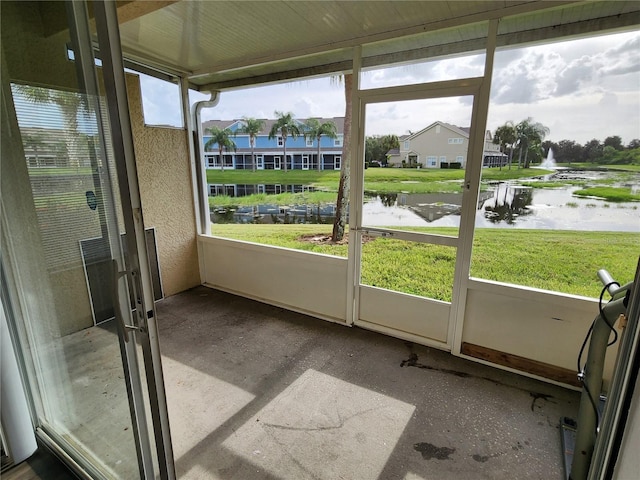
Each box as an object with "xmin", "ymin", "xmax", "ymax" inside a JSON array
[
  {"xmin": 346, "ymin": 20, "xmax": 497, "ymax": 353},
  {"xmin": 93, "ymin": 2, "xmax": 175, "ymax": 479}
]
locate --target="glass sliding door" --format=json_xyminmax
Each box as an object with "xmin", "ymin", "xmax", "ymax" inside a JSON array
[{"xmin": 1, "ymin": 1, "xmax": 172, "ymax": 478}]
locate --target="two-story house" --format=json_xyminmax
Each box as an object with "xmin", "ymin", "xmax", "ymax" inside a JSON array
[
  {"xmin": 386, "ymin": 121, "xmax": 505, "ymax": 168},
  {"xmin": 203, "ymin": 117, "xmax": 345, "ymax": 171}
]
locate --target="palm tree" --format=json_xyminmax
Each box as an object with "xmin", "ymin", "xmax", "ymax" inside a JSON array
[
  {"xmin": 205, "ymin": 126, "xmax": 237, "ymax": 172},
  {"xmin": 493, "ymin": 121, "xmax": 517, "ymax": 170},
  {"xmin": 331, "ymin": 73, "xmax": 352, "ymax": 242},
  {"xmin": 515, "ymin": 118, "xmax": 550, "ymax": 169},
  {"xmin": 303, "ymin": 118, "xmax": 338, "ymax": 171},
  {"xmin": 15, "ymin": 84, "xmax": 87, "ymax": 167},
  {"xmin": 237, "ymin": 117, "xmax": 264, "ymax": 172},
  {"xmin": 268, "ymin": 111, "xmax": 301, "ymax": 173},
  {"xmin": 380, "ymin": 134, "xmax": 400, "ymax": 166}
]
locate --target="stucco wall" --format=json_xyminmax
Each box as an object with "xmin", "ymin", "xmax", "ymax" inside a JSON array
[
  {"xmin": 405, "ymin": 125, "xmax": 468, "ymax": 167},
  {"xmin": 126, "ymin": 74, "xmax": 200, "ymax": 296}
]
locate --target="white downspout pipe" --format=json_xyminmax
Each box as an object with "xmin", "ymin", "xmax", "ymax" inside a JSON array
[{"xmin": 190, "ymin": 89, "xmax": 220, "ymax": 236}]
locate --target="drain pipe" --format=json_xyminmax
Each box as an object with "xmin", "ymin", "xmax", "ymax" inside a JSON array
[{"xmin": 185, "ymin": 84, "xmax": 220, "ymax": 235}]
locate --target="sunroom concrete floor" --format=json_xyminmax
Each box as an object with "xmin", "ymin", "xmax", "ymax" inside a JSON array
[{"xmin": 157, "ymin": 286, "xmax": 580, "ymax": 480}]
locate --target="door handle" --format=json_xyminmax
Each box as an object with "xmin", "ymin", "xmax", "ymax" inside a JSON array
[{"xmin": 111, "ymin": 259, "xmax": 140, "ymax": 342}]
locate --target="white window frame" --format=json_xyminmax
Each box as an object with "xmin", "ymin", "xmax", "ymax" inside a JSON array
[
  {"xmin": 403, "ymin": 140, "xmax": 410, "ymax": 150},
  {"xmin": 277, "ymin": 136, "xmax": 284, "ymax": 147},
  {"xmin": 306, "ymin": 138, "xmax": 313, "ymax": 147},
  {"xmin": 456, "ymin": 155, "xmax": 464, "ymax": 163},
  {"xmin": 256, "ymin": 154, "xmax": 264, "ymax": 170},
  {"xmin": 439, "ymin": 155, "xmax": 447, "ymax": 163},
  {"xmin": 448, "ymin": 138, "xmax": 464, "ymax": 144},
  {"xmin": 274, "ymin": 156, "xmax": 281, "ymax": 170},
  {"xmin": 302, "ymin": 154, "xmax": 309, "ymax": 170},
  {"xmin": 334, "ymin": 155, "xmax": 341, "ymax": 170},
  {"xmin": 334, "ymin": 136, "xmax": 343, "ymax": 147},
  {"xmin": 427, "ymin": 155, "xmax": 437, "ymax": 167}
]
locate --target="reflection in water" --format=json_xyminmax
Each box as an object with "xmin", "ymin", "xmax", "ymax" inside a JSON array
[
  {"xmin": 209, "ymin": 173, "xmax": 639, "ymax": 231},
  {"xmin": 378, "ymin": 193, "xmax": 397, "ymax": 207},
  {"xmin": 482, "ymin": 184, "xmax": 533, "ymax": 224},
  {"xmin": 212, "ymin": 203, "xmax": 336, "ymax": 224}
]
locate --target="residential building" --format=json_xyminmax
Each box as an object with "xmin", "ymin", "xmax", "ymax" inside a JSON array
[
  {"xmin": 386, "ymin": 121, "xmax": 505, "ymax": 168},
  {"xmin": 202, "ymin": 117, "xmax": 344, "ymax": 171}
]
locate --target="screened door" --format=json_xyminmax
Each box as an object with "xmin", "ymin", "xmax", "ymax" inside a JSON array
[{"xmin": 353, "ymin": 82, "xmax": 483, "ymax": 346}]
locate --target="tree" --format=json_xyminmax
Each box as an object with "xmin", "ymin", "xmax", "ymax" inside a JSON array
[
  {"xmin": 555, "ymin": 139, "xmax": 583, "ymax": 164},
  {"xmin": 379, "ymin": 134, "xmax": 399, "ymax": 166},
  {"xmin": 332, "ymin": 73, "xmax": 352, "ymax": 242},
  {"xmin": 237, "ymin": 117, "xmax": 264, "ymax": 172},
  {"xmin": 268, "ymin": 111, "xmax": 301, "ymax": 173},
  {"xmin": 627, "ymin": 139, "xmax": 640, "ymax": 150},
  {"xmin": 204, "ymin": 126, "xmax": 236, "ymax": 172},
  {"xmin": 365, "ymin": 136, "xmax": 384, "ymax": 164},
  {"xmin": 303, "ymin": 118, "xmax": 337, "ymax": 171},
  {"xmin": 493, "ymin": 121, "xmax": 517, "ymax": 170},
  {"xmin": 604, "ymin": 135, "xmax": 623, "ymax": 151},
  {"xmin": 582, "ymin": 139, "xmax": 602, "ymax": 163},
  {"xmin": 15, "ymin": 84, "xmax": 87, "ymax": 168},
  {"xmin": 365, "ymin": 134, "xmax": 399, "ymax": 166},
  {"xmin": 515, "ymin": 118, "xmax": 550, "ymax": 168}
]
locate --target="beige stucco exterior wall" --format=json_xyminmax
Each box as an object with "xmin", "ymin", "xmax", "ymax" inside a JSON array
[
  {"xmin": 401, "ymin": 125, "xmax": 469, "ymax": 168},
  {"xmin": 126, "ymin": 74, "xmax": 200, "ymax": 296}
]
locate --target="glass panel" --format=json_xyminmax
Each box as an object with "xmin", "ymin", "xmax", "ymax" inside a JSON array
[
  {"xmin": 360, "ymin": 53, "xmax": 485, "ymax": 90},
  {"xmin": 360, "ymin": 237, "xmax": 457, "ymax": 302},
  {"xmin": 360, "ymin": 22, "xmax": 487, "ymax": 90},
  {"xmin": 472, "ymin": 30, "xmax": 640, "ymax": 298},
  {"xmin": 362, "ymin": 96, "xmax": 474, "ymax": 236},
  {"xmin": 1, "ymin": 1, "xmax": 146, "ymax": 477}
]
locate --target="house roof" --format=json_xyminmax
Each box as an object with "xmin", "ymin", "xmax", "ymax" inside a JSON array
[
  {"xmin": 406, "ymin": 121, "xmax": 470, "ymax": 141},
  {"xmin": 114, "ymin": 2, "xmax": 640, "ymax": 91},
  {"xmin": 202, "ymin": 117, "xmax": 345, "ymax": 135}
]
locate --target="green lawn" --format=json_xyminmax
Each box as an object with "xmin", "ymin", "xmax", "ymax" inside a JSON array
[
  {"xmin": 212, "ymin": 224, "xmax": 639, "ymax": 301},
  {"xmin": 207, "ymin": 167, "xmax": 553, "ymax": 206},
  {"xmin": 573, "ymin": 186, "xmax": 640, "ymax": 202}
]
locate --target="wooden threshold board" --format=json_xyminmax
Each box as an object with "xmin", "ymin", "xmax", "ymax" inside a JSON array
[{"xmin": 461, "ymin": 342, "xmax": 581, "ymax": 388}]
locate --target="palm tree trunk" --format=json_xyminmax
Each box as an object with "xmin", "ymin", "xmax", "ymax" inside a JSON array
[
  {"xmin": 332, "ymin": 73, "xmax": 352, "ymax": 242},
  {"xmin": 517, "ymin": 147, "xmax": 523, "ymax": 169},
  {"xmin": 219, "ymin": 146, "xmax": 224, "ymax": 173},
  {"xmin": 317, "ymin": 139, "xmax": 322, "ymax": 172},
  {"xmin": 283, "ymin": 139, "xmax": 288, "ymax": 173},
  {"xmin": 251, "ymin": 144, "xmax": 256, "ymax": 172}
]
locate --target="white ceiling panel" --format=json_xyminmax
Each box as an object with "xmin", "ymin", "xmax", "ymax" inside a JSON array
[{"xmin": 115, "ymin": 1, "xmax": 640, "ymax": 89}]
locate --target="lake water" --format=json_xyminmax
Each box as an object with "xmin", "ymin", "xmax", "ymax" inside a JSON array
[{"xmin": 210, "ymin": 170, "xmax": 640, "ymax": 232}]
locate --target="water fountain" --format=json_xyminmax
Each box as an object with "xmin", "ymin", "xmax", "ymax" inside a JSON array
[{"xmin": 540, "ymin": 147, "xmax": 557, "ymax": 169}]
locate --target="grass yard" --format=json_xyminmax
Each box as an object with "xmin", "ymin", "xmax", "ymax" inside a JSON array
[
  {"xmin": 573, "ymin": 186, "xmax": 640, "ymax": 202},
  {"xmin": 206, "ymin": 167, "xmax": 553, "ymax": 206},
  {"xmin": 212, "ymin": 224, "xmax": 639, "ymax": 301}
]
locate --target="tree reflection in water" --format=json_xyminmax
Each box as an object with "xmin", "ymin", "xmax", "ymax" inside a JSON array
[{"xmin": 483, "ymin": 184, "xmax": 533, "ymax": 224}]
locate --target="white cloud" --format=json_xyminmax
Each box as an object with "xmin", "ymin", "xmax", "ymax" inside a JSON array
[{"xmin": 137, "ymin": 30, "xmax": 639, "ymax": 144}]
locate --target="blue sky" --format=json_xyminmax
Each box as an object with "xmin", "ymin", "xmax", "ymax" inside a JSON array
[{"xmin": 138, "ymin": 29, "xmax": 640, "ymax": 145}]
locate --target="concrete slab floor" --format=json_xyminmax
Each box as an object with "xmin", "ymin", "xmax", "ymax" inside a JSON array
[{"xmin": 157, "ymin": 286, "xmax": 580, "ymax": 480}]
